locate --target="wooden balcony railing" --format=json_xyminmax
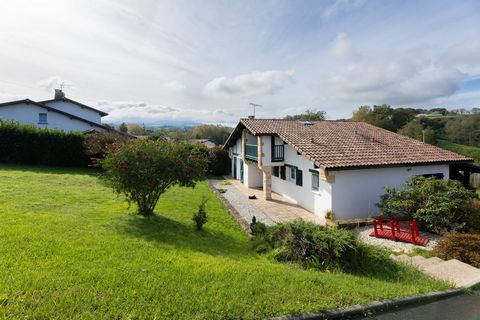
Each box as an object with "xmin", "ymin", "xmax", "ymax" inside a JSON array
[{"xmin": 272, "ymin": 144, "xmax": 284, "ymax": 161}]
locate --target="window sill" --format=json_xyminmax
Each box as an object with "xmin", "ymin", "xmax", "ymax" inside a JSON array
[{"xmin": 312, "ymin": 189, "xmax": 321, "ymax": 195}]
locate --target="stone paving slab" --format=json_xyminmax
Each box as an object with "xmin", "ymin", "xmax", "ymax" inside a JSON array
[
  {"xmin": 210, "ymin": 179, "xmax": 275, "ymax": 226},
  {"xmin": 210, "ymin": 178, "xmax": 324, "ymax": 227},
  {"xmin": 391, "ymin": 254, "xmax": 480, "ymax": 288},
  {"xmin": 224, "ymin": 178, "xmax": 325, "ymax": 225}
]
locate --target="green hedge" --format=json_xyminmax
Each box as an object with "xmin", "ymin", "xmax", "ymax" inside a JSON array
[{"xmin": 0, "ymin": 120, "xmax": 89, "ymax": 167}]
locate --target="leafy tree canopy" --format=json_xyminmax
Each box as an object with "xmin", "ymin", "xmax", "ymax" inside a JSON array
[
  {"xmin": 284, "ymin": 109, "xmax": 326, "ymax": 121},
  {"xmin": 99, "ymin": 140, "xmax": 208, "ymax": 216}
]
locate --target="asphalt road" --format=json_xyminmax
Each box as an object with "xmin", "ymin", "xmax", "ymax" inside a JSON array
[{"xmin": 364, "ymin": 290, "xmax": 480, "ymax": 320}]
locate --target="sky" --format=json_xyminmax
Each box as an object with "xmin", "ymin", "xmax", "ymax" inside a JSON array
[{"xmin": 0, "ymin": 0, "xmax": 479, "ymax": 125}]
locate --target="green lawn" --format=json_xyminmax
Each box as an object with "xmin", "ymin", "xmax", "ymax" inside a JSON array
[
  {"xmin": 437, "ymin": 139, "xmax": 480, "ymax": 163},
  {"xmin": 0, "ymin": 165, "xmax": 450, "ymax": 319}
]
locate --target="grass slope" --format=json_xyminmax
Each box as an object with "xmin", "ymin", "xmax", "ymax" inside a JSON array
[
  {"xmin": 437, "ymin": 139, "xmax": 480, "ymax": 163},
  {"xmin": 0, "ymin": 165, "xmax": 449, "ymax": 319}
]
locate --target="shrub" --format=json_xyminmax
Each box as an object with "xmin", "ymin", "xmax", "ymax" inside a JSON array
[
  {"xmin": 325, "ymin": 210, "xmax": 335, "ymax": 220},
  {"xmin": 378, "ymin": 176, "xmax": 479, "ymax": 233},
  {"xmin": 250, "ymin": 216, "xmax": 267, "ymax": 236},
  {"xmin": 207, "ymin": 147, "xmax": 230, "ymax": 176},
  {"xmin": 99, "ymin": 140, "xmax": 208, "ymax": 216},
  {"xmin": 431, "ymin": 233, "xmax": 480, "ymax": 268},
  {"xmin": 253, "ymin": 219, "xmax": 357, "ymax": 271},
  {"xmin": 192, "ymin": 198, "xmax": 208, "ymax": 230},
  {"xmin": 0, "ymin": 119, "xmax": 88, "ymax": 167},
  {"xmin": 83, "ymin": 131, "xmax": 130, "ymax": 158}
]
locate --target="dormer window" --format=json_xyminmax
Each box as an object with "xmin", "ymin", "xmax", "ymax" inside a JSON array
[{"xmin": 38, "ymin": 113, "xmax": 47, "ymax": 124}]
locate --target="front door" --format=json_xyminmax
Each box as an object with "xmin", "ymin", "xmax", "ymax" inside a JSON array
[
  {"xmin": 240, "ymin": 159, "xmax": 244, "ymax": 183},
  {"xmin": 233, "ymin": 157, "xmax": 237, "ymax": 179}
]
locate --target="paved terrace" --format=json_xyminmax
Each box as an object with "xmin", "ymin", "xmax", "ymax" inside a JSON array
[{"xmin": 210, "ymin": 177, "xmax": 324, "ymax": 226}]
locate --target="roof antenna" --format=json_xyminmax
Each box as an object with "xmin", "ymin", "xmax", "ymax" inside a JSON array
[{"xmin": 249, "ymin": 102, "xmax": 262, "ymax": 119}]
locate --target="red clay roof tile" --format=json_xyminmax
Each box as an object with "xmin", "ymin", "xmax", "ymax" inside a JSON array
[{"xmin": 234, "ymin": 119, "xmax": 472, "ymax": 169}]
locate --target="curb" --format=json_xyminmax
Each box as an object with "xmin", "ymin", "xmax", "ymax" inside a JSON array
[
  {"xmin": 206, "ymin": 179, "xmax": 252, "ymax": 235},
  {"xmin": 269, "ymin": 288, "xmax": 464, "ymax": 320}
]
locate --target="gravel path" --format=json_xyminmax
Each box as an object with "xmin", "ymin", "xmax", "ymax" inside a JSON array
[
  {"xmin": 354, "ymin": 225, "xmax": 443, "ymax": 252},
  {"xmin": 209, "ymin": 179, "xmax": 275, "ymax": 226}
]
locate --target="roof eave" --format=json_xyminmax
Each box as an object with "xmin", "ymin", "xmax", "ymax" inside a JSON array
[{"xmin": 324, "ymin": 159, "xmax": 474, "ymax": 171}]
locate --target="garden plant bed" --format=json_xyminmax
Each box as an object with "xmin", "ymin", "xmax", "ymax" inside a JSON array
[
  {"xmin": 356, "ymin": 226, "xmax": 442, "ymax": 252},
  {"xmin": 0, "ymin": 165, "xmax": 451, "ymax": 319}
]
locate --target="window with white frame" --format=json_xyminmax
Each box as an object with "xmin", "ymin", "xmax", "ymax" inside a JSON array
[
  {"xmin": 290, "ymin": 166, "xmax": 296, "ymax": 181},
  {"xmin": 38, "ymin": 113, "xmax": 47, "ymax": 124},
  {"xmin": 311, "ymin": 171, "xmax": 319, "ymax": 191}
]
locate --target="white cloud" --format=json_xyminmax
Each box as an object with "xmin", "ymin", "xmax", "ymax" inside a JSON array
[
  {"xmin": 442, "ymin": 40, "xmax": 480, "ymax": 74},
  {"xmin": 203, "ymin": 70, "xmax": 294, "ymax": 98},
  {"xmin": 323, "ymin": 34, "xmax": 468, "ymax": 105},
  {"xmin": 95, "ymin": 100, "xmax": 178, "ymax": 119},
  {"xmin": 163, "ymin": 80, "xmax": 186, "ymax": 92},
  {"xmin": 322, "ymin": 0, "xmax": 365, "ymax": 20},
  {"xmin": 36, "ymin": 76, "xmax": 73, "ymax": 93},
  {"xmin": 329, "ymin": 32, "xmax": 359, "ymax": 61}
]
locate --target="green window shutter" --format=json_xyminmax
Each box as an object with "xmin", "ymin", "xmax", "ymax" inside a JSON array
[
  {"xmin": 296, "ymin": 168, "xmax": 303, "ymax": 186},
  {"xmin": 280, "ymin": 166, "xmax": 286, "ymax": 180},
  {"xmin": 273, "ymin": 166, "xmax": 279, "ymax": 177}
]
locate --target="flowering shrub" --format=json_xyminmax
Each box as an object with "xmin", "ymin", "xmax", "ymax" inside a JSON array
[
  {"xmin": 99, "ymin": 140, "xmax": 208, "ymax": 216},
  {"xmin": 378, "ymin": 176, "xmax": 479, "ymax": 233},
  {"xmin": 83, "ymin": 131, "xmax": 130, "ymax": 158}
]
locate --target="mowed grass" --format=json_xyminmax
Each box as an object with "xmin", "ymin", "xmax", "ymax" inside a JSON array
[
  {"xmin": 0, "ymin": 165, "xmax": 450, "ymax": 319},
  {"xmin": 437, "ymin": 139, "xmax": 480, "ymax": 163}
]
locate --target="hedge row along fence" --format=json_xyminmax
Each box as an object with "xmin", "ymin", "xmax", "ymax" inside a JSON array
[
  {"xmin": 0, "ymin": 120, "xmax": 231, "ymax": 174},
  {"xmin": 0, "ymin": 120, "xmax": 89, "ymax": 167}
]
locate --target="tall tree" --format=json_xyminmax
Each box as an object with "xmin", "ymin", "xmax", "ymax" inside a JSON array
[
  {"xmin": 284, "ymin": 109, "xmax": 326, "ymax": 121},
  {"xmin": 398, "ymin": 120, "xmax": 436, "ymax": 144},
  {"xmin": 191, "ymin": 124, "xmax": 233, "ymax": 145}
]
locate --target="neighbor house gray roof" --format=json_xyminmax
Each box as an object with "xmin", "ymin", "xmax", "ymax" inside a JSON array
[
  {"xmin": 40, "ymin": 97, "xmax": 108, "ymax": 117},
  {"xmin": 0, "ymin": 99, "xmax": 111, "ymax": 131},
  {"xmin": 224, "ymin": 119, "xmax": 472, "ymax": 170}
]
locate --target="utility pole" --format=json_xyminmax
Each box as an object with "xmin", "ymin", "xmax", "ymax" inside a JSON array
[{"xmin": 249, "ymin": 102, "xmax": 262, "ymax": 118}]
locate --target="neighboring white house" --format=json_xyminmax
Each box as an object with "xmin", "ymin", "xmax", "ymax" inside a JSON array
[
  {"xmin": 0, "ymin": 89, "xmax": 110, "ymax": 132},
  {"xmin": 190, "ymin": 139, "xmax": 218, "ymax": 149},
  {"xmin": 224, "ymin": 119, "xmax": 473, "ymax": 221}
]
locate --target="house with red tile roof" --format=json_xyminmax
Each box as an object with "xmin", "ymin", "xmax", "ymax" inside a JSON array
[{"xmin": 224, "ymin": 118, "xmax": 473, "ymax": 220}]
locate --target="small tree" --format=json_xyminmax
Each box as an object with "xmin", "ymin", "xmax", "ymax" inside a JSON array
[
  {"xmin": 378, "ymin": 176, "xmax": 479, "ymax": 233},
  {"xmin": 192, "ymin": 197, "xmax": 208, "ymax": 230},
  {"xmin": 99, "ymin": 140, "xmax": 208, "ymax": 216},
  {"xmin": 119, "ymin": 122, "xmax": 128, "ymax": 133}
]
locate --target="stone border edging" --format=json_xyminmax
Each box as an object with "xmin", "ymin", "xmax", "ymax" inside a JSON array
[
  {"xmin": 206, "ymin": 179, "xmax": 252, "ymax": 235},
  {"xmin": 269, "ymin": 288, "xmax": 464, "ymax": 320}
]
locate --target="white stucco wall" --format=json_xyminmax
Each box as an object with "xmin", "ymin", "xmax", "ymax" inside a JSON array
[
  {"xmin": 42, "ymin": 100, "xmax": 103, "ymax": 124},
  {"xmin": 270, "ymin": 143, "xmax": 332, "ymax": 217},
  {"xmin": 330, "ymin": 164, "xmax": 450, "ymax": 220},
  {"xmin": 229, "ymin": 130, "xmax": 451, "ymax": 221},
  {"xmin": 0, "ymin": 103, "xmax": 105, "ymax": 132},
  {"xmin": 244, "ymin": 162, "xmax": 263, "ymax": 188}
]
